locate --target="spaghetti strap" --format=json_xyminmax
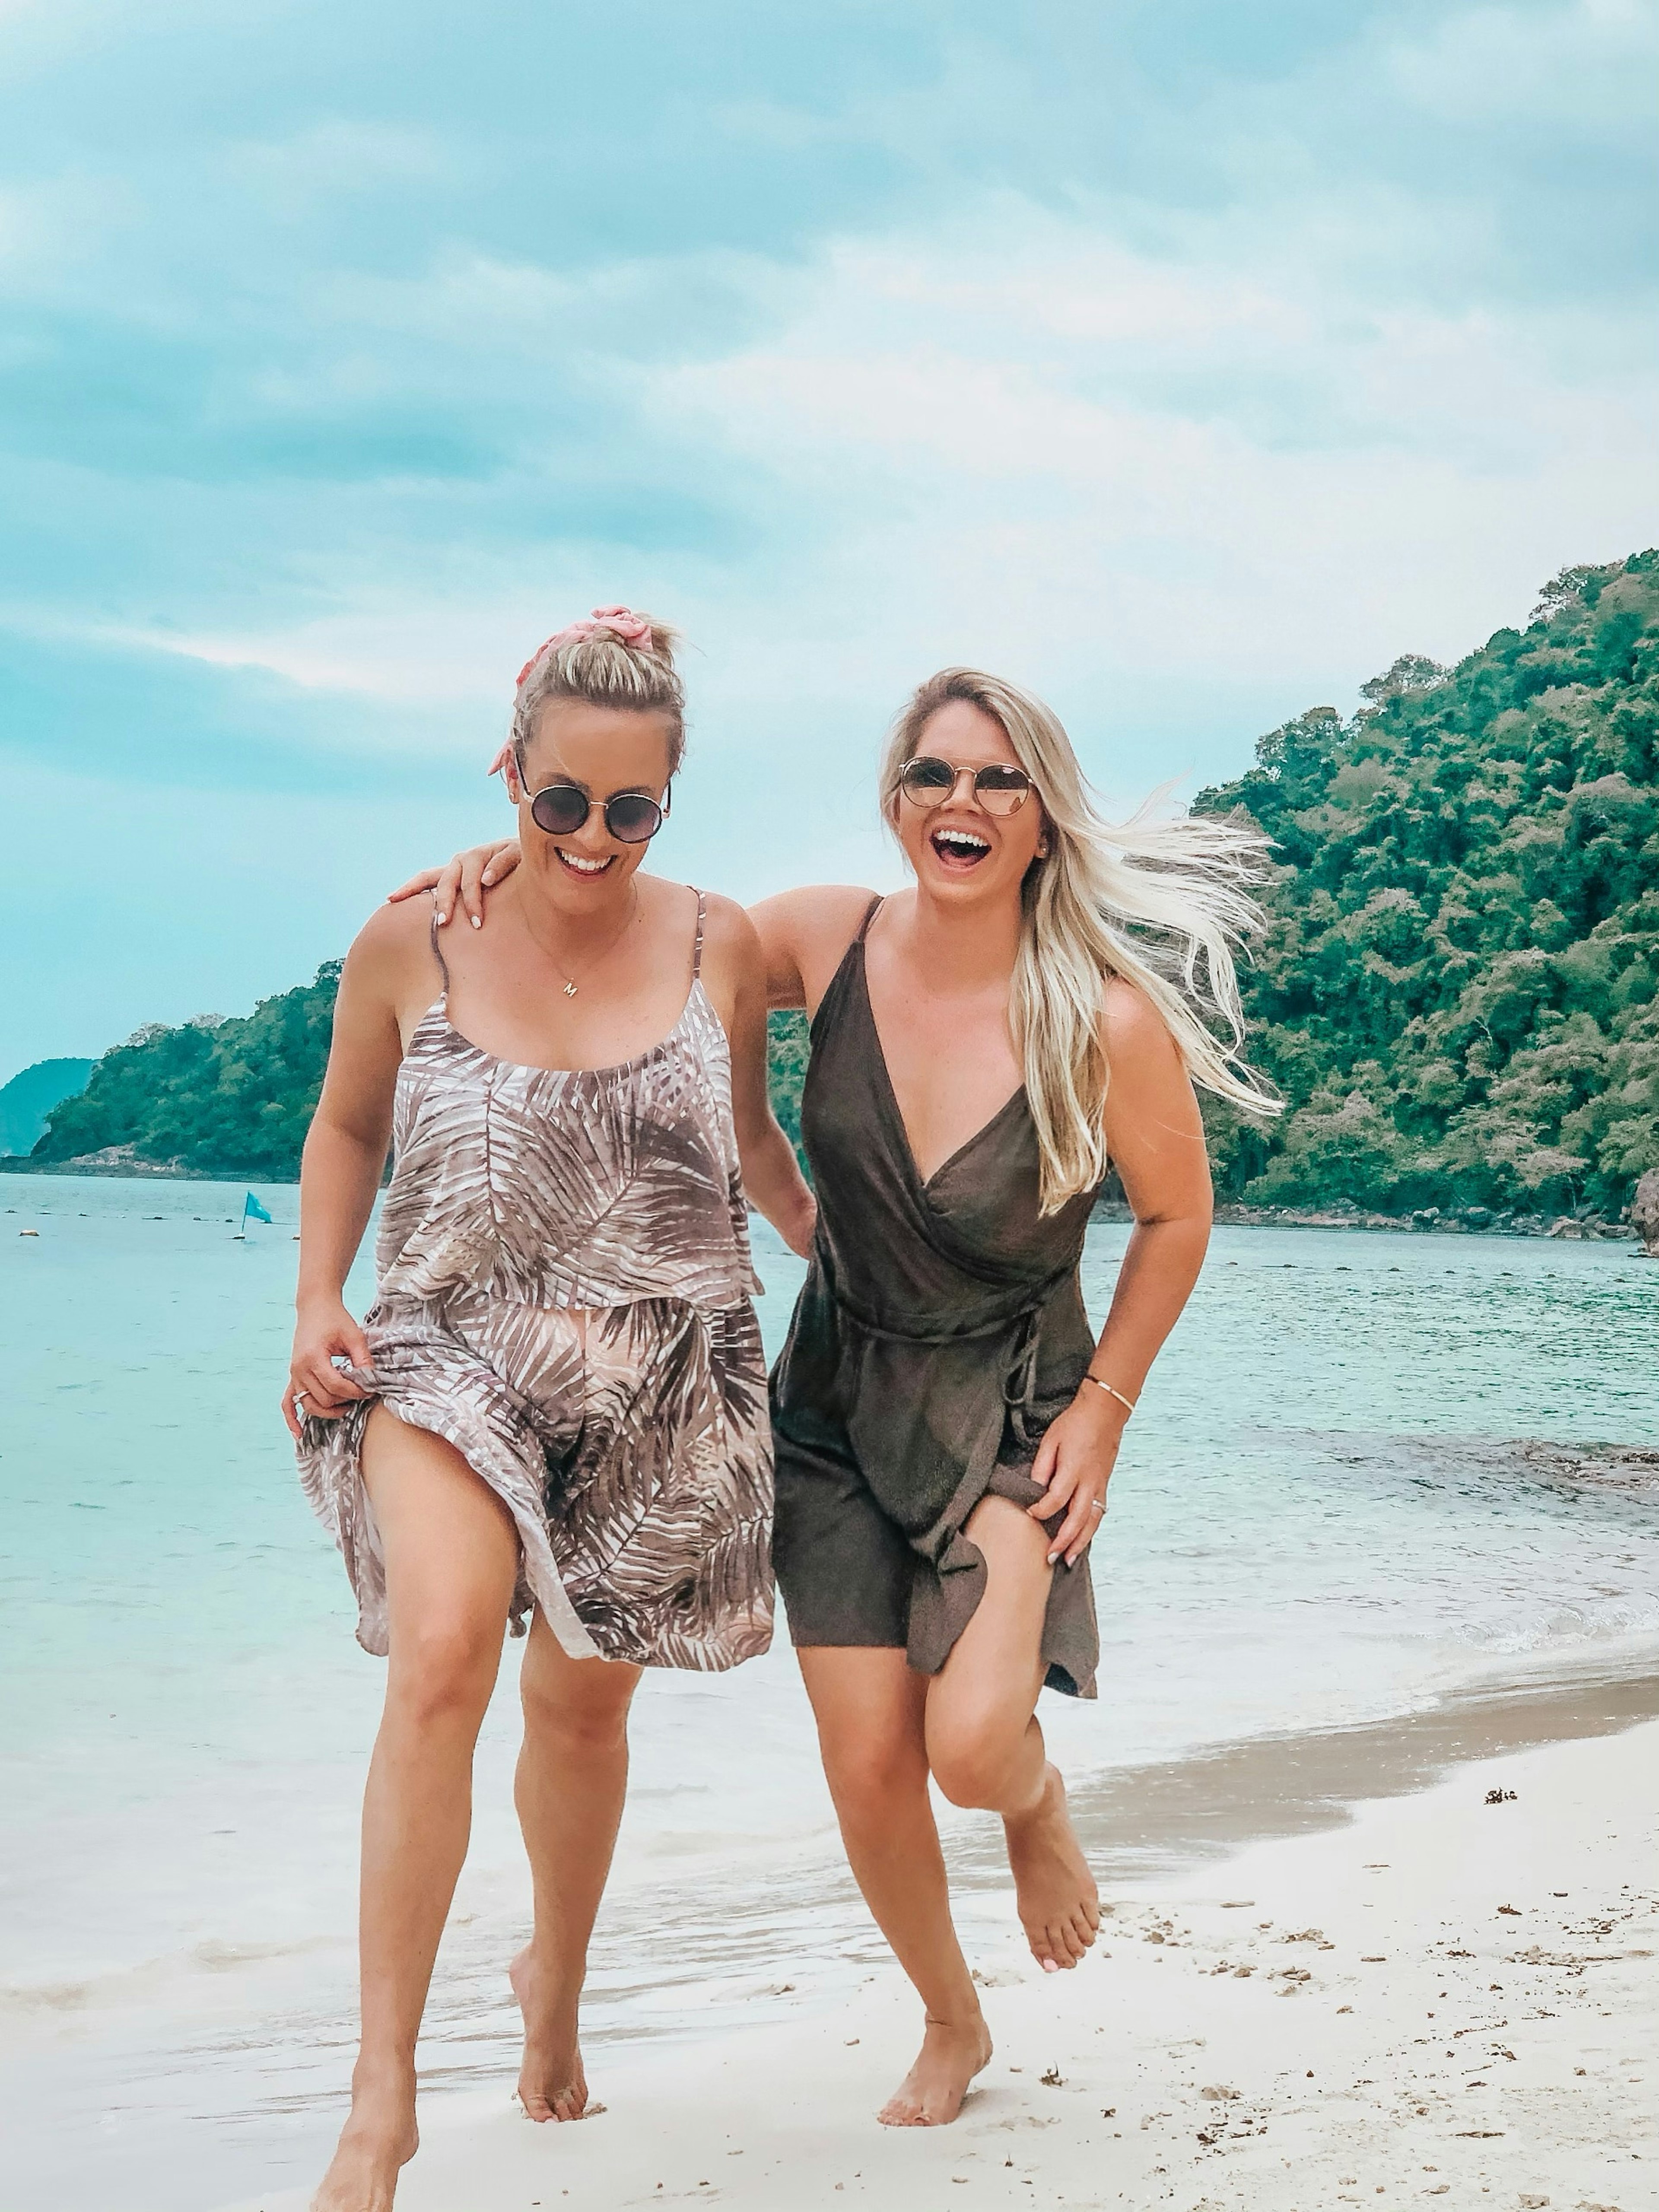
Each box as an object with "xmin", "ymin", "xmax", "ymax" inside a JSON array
[
  {"xmin": 855, "ymin": 894, "xmax": 884, "ymax": 944},
  {"xmin": 691, "ymin": 889, "xmax": 708, "ymax": 979},
  {"xmin": 427, "ymin": 902, "xmax": 451, "ymax": 995}
]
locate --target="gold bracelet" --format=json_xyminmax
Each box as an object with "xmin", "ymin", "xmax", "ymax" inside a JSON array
[{"xmin": 1080, "ymin": 1373, "xmax": 1137, "ymax": 1417}]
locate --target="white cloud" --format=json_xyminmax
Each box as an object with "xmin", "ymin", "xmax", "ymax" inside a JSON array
[
  {"xmin": 29, "ymin": 168, "xmax": 1649, "ymax": 803},
  {"xmin": 636, "ymin": 199, "xmax": 1658, "ymax": 738},
  {"xmin": 227, "ymin": 118, "xmax": 458, "ymax": 208},
  {"xmin": 1386, "ymin": 0, "xmax": 1659, "ymax": 132},
  {"xmin": 8, "ymin": 0, "xmax": 1653, "ymax": 804}
]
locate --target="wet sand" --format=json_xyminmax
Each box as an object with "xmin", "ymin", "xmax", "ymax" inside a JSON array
[{"xmin": 220, "ymin": 1687, "xmax": 1659, "ymax": 2212}]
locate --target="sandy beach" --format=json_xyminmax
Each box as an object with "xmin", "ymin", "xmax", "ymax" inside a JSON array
[{"xmin": 220, "ymin": 1703, "xmax": 1659, "ymax": 2212}]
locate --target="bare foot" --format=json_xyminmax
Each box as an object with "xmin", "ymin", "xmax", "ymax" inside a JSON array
[
  {"xmin": 1004, "ymin": 1763, "xmax": 1100, "ymax": 1972},
  {"xmin": 878, "ymin": 2012, "xmax": 993, "ymax": 2126},
  {"xmin": 510, "ymin": 1945, "xmax": 591, "ymax": 2122},
  {"xmin": 311, "ymin": 2069, "xmax": 417, "ymax": 2212}
]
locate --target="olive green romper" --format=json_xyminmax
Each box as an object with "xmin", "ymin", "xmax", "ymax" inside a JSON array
[{"xmin": 771, "ymin": 899, "xmax": 1102, "ymax": 1698}]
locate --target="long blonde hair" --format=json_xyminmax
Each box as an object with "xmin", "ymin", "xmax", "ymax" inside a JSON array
[{"xmin": 880, "ymin": 668, "xmax": 1279, "ymax": 1214}]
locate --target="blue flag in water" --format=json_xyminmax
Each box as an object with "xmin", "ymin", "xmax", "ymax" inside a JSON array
[{"xmin": 243, "ymin": 1192, "xmax": 273, "ymax": 1225}]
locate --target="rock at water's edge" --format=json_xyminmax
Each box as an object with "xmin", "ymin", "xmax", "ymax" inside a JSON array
[{"xmin": 1632, "ymin": 1166, "xmax": 1659, "ymax": 1257}]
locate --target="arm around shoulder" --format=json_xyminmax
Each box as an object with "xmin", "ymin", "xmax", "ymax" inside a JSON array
[
  {"xmin": 700, "ymin": 893, "xmax": 818, "ymax": 1256},
  {"xmin": 747, "ymin": 884, "xmax": 882, "ymax": 1015}
]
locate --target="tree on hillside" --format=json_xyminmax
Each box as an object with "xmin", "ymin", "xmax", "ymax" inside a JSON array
[{"xmin": 1196, "ymin": 551, "xmax": 1659, "ymax": 1221}]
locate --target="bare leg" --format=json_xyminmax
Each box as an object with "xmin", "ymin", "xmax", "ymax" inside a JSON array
[
  {"xmin": 925, "ymin": 1494, "xmax": 1100, "ymax": 1972},
  {"xmin": 797, "ymin": 1647, "xmax": 992, "ymax": 2126},
  {"xmin": 510, "ymin": 1612, "xmax": 641, "ymax": 2120},
  {"xmin": 313, "ymin": 1409, "xmax": 520, "ymax": 2212}
]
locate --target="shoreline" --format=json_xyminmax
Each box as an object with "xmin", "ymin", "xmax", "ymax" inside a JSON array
[
  {"xmin": 215, "ymin": 1673, "xmax": 1659, "ymax": 2212},
  {"xmin": 962, "ymin": 1644, "xmax": 1659, "ymax": 1894},
  {"xmin": 1211, "ymin": 1201, "xmax": 1640, "ymax": 1243},
  {"xmin": 1103, "ymin": 1196, "xmax": 1641, "ymax": 1243},
  {"xmin": 3, "ymin": 1157, "xmax": 1649, "ymax": 1245},
  {"xmin": 0, "ymin": 1153, "xmax": 233, "ymax": 1180}
]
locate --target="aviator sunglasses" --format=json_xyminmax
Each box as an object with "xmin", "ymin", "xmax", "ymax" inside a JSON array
[
  {"xmin": 513, "ymin": 746, "xmax": 669, "ymax": 845},
  {"xmin": 898, "ymin": 754, "xmax": 1034, "ymax": 815}
]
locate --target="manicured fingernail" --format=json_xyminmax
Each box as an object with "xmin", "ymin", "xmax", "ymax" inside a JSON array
[
  {"xmin": 471, "ymin": 913, "xmax": 481, "ymax": 928},
  {"xmin": 482, "ymin": 871, "xmax": 495, "ymax": 885},
  {"xmin": 1042, "ymin": 1959, "xmax": 1059, "ymax": 1974},
  {"xmin": 1047, "ymin": 1551, "xmax": 1060, "ymax": 1565},
  {"xmin": 436, "ymin": 910, "xmax": 447, "ymax": 925}
]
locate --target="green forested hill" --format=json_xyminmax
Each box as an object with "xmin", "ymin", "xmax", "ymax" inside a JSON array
[
  {"xmin": 22, "ymin": 552, "xmax": 1658, "ymax": 1218},
  {"xmin": 28, "ymin": 960, "xmax": 810, "ymax": 1182},
  {"xmin": 1196, "ymin": 552, "xmax": 1659, "ymax": 1223},
  {"xmin": 31, "ymin": 967, "xmax": 340, "ymax": 1177}
]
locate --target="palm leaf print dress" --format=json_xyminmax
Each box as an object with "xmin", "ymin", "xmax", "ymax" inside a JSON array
[{"xmin": 296, "ymin": 894, "xmax": 773, "ymax": 1671}]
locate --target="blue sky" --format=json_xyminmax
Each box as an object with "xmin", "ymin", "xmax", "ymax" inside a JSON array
[{"xmin": 3, "ymin": 0, "xmax": 1656, "ymax": 1078}]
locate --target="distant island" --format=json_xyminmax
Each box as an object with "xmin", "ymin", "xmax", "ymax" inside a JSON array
[
  {"xmin": 15, "ymin": 553, "xmax": 1656, "ymax": 1231},
  {"xmin": 0, "ymin": 1058, "xmax": 94, "ymax": 1158}
]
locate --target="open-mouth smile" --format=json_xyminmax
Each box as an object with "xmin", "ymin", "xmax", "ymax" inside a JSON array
[
  {"xmin": 929, "ymin": 826, "xmax": 992, "ymax": 869},
  {"xmin": 555, "ymin": 850, "xmax": 616, "ymax": 877}
]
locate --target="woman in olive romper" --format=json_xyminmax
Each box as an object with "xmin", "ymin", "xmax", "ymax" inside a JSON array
[
  {"xmin": 770, "ymin": 892, "xmax": 1102, "ymax": 1702},
  {"xmin": 755, "ymin": 665, "xmax": 1270, "ymax": 2127}
]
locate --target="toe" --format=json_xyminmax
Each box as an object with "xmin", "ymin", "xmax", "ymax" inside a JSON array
[{"xmin": 1049, "ymin": 1920, "xmax": 1083, "ymax": 1966}]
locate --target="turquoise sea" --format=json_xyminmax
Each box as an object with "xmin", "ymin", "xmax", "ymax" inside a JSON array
[{"xmin": 2, "ymin": 1173, "xmax": 1656, "ymax": 2210}]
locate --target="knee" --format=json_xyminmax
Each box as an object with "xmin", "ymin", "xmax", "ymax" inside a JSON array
[
  {"xmin": 389, "ymin": 1617, "xmax": 502, "ymax": 1727},
  {"xmin": 928, "ymin": 1719, "xmax": 1021, "ymax": 1812},
  {"xmin": 820, "ymin": 1728, "xmax": 928, "ymax": 1823},
  {"xmin": 521, "ymin": 1675, "xmax": 632, "ymax": 1758}
]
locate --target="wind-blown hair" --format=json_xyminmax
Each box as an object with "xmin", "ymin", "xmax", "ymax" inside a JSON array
[
  {"xmin": 511, "ymin": 613, "xmax": 686, "ymax": 772},
  {"xmin": 879, "ymin": 667, "xmax": 1279, "ymax": 1215}
]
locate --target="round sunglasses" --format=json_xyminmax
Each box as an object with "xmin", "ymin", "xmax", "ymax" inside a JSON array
[
  {"xmin": 898, "ymin": 753, "xmax": 1033, "ymax": 816},
  {"xmin": 515, "ymin": 751, "xmax": 669, "ymax": 845}
]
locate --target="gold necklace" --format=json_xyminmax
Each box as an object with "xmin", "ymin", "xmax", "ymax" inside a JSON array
[{"xmin": 530, "ymin": 888, "xmax": 641, "ymax": 998}]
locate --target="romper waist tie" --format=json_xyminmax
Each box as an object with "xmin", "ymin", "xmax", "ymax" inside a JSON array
[
  {"xmin": 814, "ymin": 1245, "xmax": 1074, "ymax": 1447},
  {"xmin": 809, "ymin": 1242, "xmax": 1086, "ymax": 1680}
]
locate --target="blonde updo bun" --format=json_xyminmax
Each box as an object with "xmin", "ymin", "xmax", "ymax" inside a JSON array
[{"xmin": 511, "ymin": 610, "xmax": 686, "ymax": 772}]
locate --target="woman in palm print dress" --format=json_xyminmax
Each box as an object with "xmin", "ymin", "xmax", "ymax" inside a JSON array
[{"xmin": 287, "ymin": 609, "xmax": 814, "ymax": 2212}]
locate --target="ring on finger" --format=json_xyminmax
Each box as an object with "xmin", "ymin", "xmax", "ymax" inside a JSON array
[{"xmin": 1087, "ymin": 1500, "xmax": 1105, "ymax": 1516}]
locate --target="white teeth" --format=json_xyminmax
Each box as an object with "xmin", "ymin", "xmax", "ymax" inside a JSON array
[
  {"xmin": 934, "ymin": 830, "xmax": 989, "ymax": 857},
  {"xmin": 558, "ymin": 852, "xmax": 611, "ymax": 874}
]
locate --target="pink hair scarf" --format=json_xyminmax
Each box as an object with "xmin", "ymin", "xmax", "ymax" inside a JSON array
[{"xmin": 490, "ymin": 606, "xmax": 655, "ymax": 776}]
